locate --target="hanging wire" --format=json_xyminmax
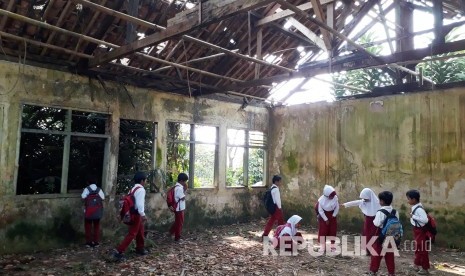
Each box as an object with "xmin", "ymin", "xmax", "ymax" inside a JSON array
[{"xmin": 0, "ymin": 34, "xmax": 21, "ymax": 96}]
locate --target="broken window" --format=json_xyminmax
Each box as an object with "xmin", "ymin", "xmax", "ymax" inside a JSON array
[
  {"xmin": 117, "ymin": 119, "xmax": 157, "ymax": 194},
  {"xmin": 17, "ymin": 105, "xmax": 110, "ymax": 195},
  {"xmin": 227, "ymin": 129, "xmax": 266, "ymax": 187},
  {"xmin": 166, "ymin": 122, "xmax": 217, "ymax": 188}
]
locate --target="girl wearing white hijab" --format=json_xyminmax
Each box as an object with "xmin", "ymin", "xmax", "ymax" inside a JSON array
[
  {"xmin": 342, "ymin": 188, "xmax": 381, "ymax": 245},
  {"xmin": 273, "ymin": 215, "xmax": 303, "ymax": 251},
  {"xmin": 317, "ymin": 185, "xmax": 339, "ymax": 251}
]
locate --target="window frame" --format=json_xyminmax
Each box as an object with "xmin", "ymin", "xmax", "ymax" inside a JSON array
[
  {"xmin": 166, "ymin": 121, "xmax": 219, "ymax": 189},
  {"xmin": 226, "ymin": 128, "xmax": 267, "ymax": 188},
  {"xmin": 16, "ymin": 104, "xmax": 111, "ymax": 195}
]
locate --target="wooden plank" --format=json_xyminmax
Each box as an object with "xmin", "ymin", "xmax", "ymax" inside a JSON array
[
  {"xmin": 326, "ymin": 2, "xmax": 334, "ymax": 41},
  {"xmin": 89, "ymin": 0, "xmax": 276, "ymax": 67},
  {"xmin": 256, "ymin": 0, "xmax": 334, "ymax": 26},
  {"xmin": 287, "ymin": 17, "xmax": 327, "ymax": 51},
  {"xmin": 255, "ymin": 27, "xmax": 263, "ymax": 79},
  {"xmin": 41, "ymin": 1, "xmax": 74, "ymax": 56},
  {"xmin": 221, "ymin": 39, "xmax": 465, "ymax": 90},
  {"xmin": 0, "ymin": 0, "xmax": 15, "ymax": 30},
  {"xmin": 310, "ymin": 0, "xmax": 331, "ymax": 49},
  {"xmin": 433, "ymin": 0, "xmax": 445, "ymax": 44}
]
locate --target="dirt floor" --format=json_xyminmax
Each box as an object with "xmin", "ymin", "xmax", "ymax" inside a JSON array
[{"xmin": 0, "ymin": 220, "xmax": 464, "ymax": 276}]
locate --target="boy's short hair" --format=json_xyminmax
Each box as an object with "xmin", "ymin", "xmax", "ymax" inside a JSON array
[
  {"xmin": 406, "ymin": 189, "xmax": 420, "ymax": 201},
  {"xmin": 272, "ymin": 175, "xmax": 282, "ymax": 184},
  {"xmin": 177, "ymin": 173, "xmax": 189, "ymax": 182},
  {"xmin": 378, "ymin": 191, "xmax": 393, "ymax": 205},
  {"xmin": 134, "ymin": 171, "xmax": 147, "ymax": 184},
  {"xmin": 87, "ymin": 174, "xmax": 98, "ymax": 185}
]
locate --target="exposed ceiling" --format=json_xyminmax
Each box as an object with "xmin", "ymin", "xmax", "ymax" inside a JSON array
[{"xmin": 0, "ymin": 0, "xmax": 464, "ymax": 103}]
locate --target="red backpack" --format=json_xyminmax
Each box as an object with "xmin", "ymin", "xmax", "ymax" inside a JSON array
[
  {"xmin": 274, "ymin": 223, "xmax": 291, "ymax": 239},
  {"xmin": 413, "ymin": 206, "xmax": 438, "ymax": 243},
  {"xmin": 84, "ymin": 187, "xmax": 103, "ymax": 220},
  {"xmin": 119, "ymin": 187, "xmax": 141, "ymax": 225},
  {"xmin": 166, "ymin": 186, "xmax": 177, "ymax": 212}
]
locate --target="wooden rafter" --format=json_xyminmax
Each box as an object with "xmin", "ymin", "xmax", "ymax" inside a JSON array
[
  {"xmin": 0, "ymin": 0, "xmax": 16, "ymax": 30},
  {"xmin": 41, "ymin": 1, "xmax": 74, "ymax": 56},
  {"xmin": 310, "ymin": 0, "xmax": 331, "ymax": 50},
  {"xmin": 287, "ymin": 17, "xmax": 327, "ymax": 51},
  {"xmin": 89, "ymin": 0, "xmax": 277, "ymax": 67},
  {"xmin": 255, "ymin": 0, "xmax": 334, "ymax": 27},
  {"xmin": 220, "ymin": 38, "xmax": 465, "ymax": 91},
  {"xmin": 276, "ymin": 0, "xmax": 433, "ymax": 84}
]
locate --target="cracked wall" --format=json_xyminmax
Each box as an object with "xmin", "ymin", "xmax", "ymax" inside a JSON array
[
  {"xmin": 270, "ymin": 89, "xmax": 465, "ymax": 249},
  {"xmin": 0, "ymin": 61, "xmax": 269, "ymax": 253}
]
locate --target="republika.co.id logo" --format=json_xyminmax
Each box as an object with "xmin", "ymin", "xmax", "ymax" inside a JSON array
[{"xmin": 263, "ymin": 236, "xmax": 431, "ymax": 257}]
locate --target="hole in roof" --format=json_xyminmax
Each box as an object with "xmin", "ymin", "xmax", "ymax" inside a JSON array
[
  {"xmin": 137, "ymin": 33, "xmax": 145, "ymax": 40},
  {"xmin": 75, "ymin": 4, "xmax": 83, "ymax": 11},
  {"xmin": 99, "ymin": 44, "xmax": 108, "ymax": 49},
  {"xmin": 283, "ymin": 20, "xmax": 292, "ymax": 30},
  {"xmin": 120, "ymin": 58, "xmax": 130, "ymax": 66},
  {"xmin": 33, "ymin": 4, "xmax": 45, "ymax": 10},
  {"xmin": 223, "ymin": 27, "xmax": 228, "ymax": 31},
  {"xmin": 297, "ymin": 46, "xmax": 304, "ymax": 52},
  {"xmin": 185, "ymin": 2, "xmax": 195, "ymax": 9},
  {"xmin": 156, "ymin": 41, "xmax": 168, "ymax": 54},
  {"xmin": 275, "ymin": 8, "xmax": 283, "ymax": 13},
  {"xmin": 229, "ymin": 38, "xmax": 236, "ymax": 44}
]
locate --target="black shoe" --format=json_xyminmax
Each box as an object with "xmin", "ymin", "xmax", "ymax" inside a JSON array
[
  {"xmin": 135, "ymin": 248, "xmax": 149, "ymax": 256},
  {"xmin": 92, "ymin": 242, "xmax": 100, "ymax": 248},
  {"xmin": 85, "ymin": 242, "xmax": 93, "ymax": 248},
  {"xmin": 112, "ymin": 250, "xmax": 124, "ymax": 261}
]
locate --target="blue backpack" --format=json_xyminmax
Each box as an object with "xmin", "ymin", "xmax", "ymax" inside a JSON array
[
  {"xmin": 263, "ymin": 186, "xmax": 277, "ymax": 214},
  {"xmin": 378, "ymin": 209, "xmax": 403, "ymax": 247}
]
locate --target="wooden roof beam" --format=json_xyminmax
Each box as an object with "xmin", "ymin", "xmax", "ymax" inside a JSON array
[
  {"xmin": 256, "ymin": 0, "xmax": 334, "ymax": 27},
  {"xmin": 287, "ymin": 17, "xmax": 327, "ymax": 51},
  {"xmin": 220, "ymin": 38, "xmax": 465, "ymax": 91},
  {"xmin": 276, "ymin": 0, "xmax": 434, "ymax": 84},
  {"xmin": 0, "ymin": 8, "xmax": 248, "ymax": 84},
  {"xmin": 310, "ymin": 0, "xmax": 331, "ymax": 50},
  {"xmin": 88, "ymin": 0, "xmax": 277, "ymax": 67}
]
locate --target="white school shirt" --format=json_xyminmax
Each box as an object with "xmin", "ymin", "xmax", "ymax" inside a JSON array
[
  {"xmin": 270, "ymin": 184, "xmax": 282, "ymax": 209},
  {"xmin": 410, "ymin": 203, "xmax": 428, "ymax": 227},
  {"xmin": 81, "ymin": 184, "xmax": 105, "ymax": 200},
  {"xmin": 174, "ymin": 183, "xmax": 186, "ymax": 211},
  {"xmin": 373, "ymin": 206, "xmax": 399, "ymax": 228},
  {"xmin": 131, "ymin": 184, "xmax": 146, "ymax": 216}
]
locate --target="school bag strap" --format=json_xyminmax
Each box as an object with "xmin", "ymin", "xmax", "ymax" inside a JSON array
[
  {"xmin": 412, "ymin": 205, "xmax": 425, "ymax": 227},
  {"xmin": 86, "ymin": 186, "xmax": 100, "ymax": 194},
  {"xmin": 378, "ymin": 209, "xmax": 396, "ymax": 228}
]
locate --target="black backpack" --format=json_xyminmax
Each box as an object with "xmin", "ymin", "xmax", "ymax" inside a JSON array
[{"xmin": 263, "ymin": 186, "xmax": 277, "ymax": 214}]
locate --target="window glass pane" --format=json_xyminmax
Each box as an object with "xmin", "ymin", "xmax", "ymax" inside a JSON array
[
  {"xmin": 68, "ymin": 136, "xmax": 106, "ymax": 193},
  {"xmin": 248, "ymin": 148, "xmax": 265, "ymax": 186},
  {"xmin": 17, "ymin": 133, "xmax": 64, "ymax": 194},
  {"xmin": 166, "ymin": 142, "xmax": 190, "ymax": 185},
  {"xmin": 117, "ymin": 119, "xmax": 155, "ymax": 194},
  {"xmin": 194, "ymin": 125, "xmax": 217, "ymax": 143},
  {"xmin": 21, "ymin": 105, "xmax": 66, "ymax": 131},
  {"xmin": 193, "ymin": 144, "xmax": 215, "ymax": 187},
  {"xmin": 227, "ymin": 129, "xmax": 245, "ymax": 146},
  {"xmin": 249, "ymin": 131, "xmax": 266, "ymax": 147},
  {"xmin": 72, "ymin": 111, "xmax": 108, "ymax": 134},
  {"xmin": 226, "ymin": 146, "xmax": 244, "ymax": 186},
  {"xmin": 167, "ymin": 122, "xmax": 190, "ymax": 141}
]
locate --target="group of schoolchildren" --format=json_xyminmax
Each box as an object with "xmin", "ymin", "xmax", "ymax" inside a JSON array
[
  {"xmin": 262, "ymin": 175, "xmax": 434, "ymax": 276},
  {"xmin": 81, "ymin": 172, "xmax": 189, "ymax": 261}
]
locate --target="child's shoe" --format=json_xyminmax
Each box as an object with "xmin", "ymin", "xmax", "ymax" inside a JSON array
[
  {"xmin": 112, "ymin": 249, "xmax": 125, "ymax": 261},
  {"xmin": 417, "ymin": 269, "xmax": 429, "ymax": 275}
]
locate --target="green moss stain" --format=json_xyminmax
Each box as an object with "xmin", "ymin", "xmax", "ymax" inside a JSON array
[
  {"xmin": 3, "ymin": 207, "xmax": 79, "ymax": 253},
  {"xmin": 286, "ymin": 151, "xmax": 298, "ymax": 174},
  {"xmin": 156, "ymin": 145, "xmax": 163, "ymax": 167}
]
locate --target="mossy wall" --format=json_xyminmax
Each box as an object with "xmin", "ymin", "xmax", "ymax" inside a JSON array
[
  {"xmin": 270, "ymin": 89, "xmax": 465, "ymax": 249},
  {"xmin": 0, "ymin": 61, "xmax": 268, "ymax": 253}
]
